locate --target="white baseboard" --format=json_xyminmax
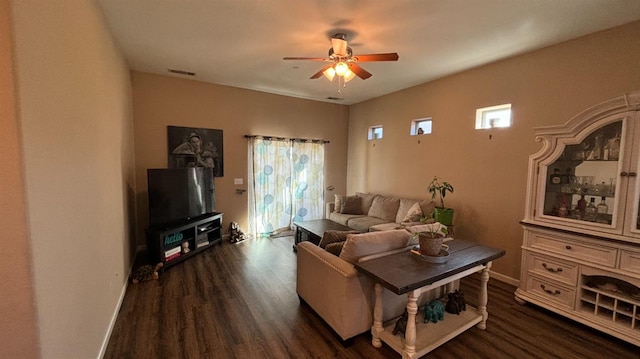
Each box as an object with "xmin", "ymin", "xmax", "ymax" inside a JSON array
[
  {"xmin": 97, "ymin": 247, "xmax": 140, "ymax": 358},
  {"xmin": 98, "ymin": 276, "xmax": 128, "ymax": 359},
  {"xmin": 489, "ymin": 270, "xmax": 519, "ymax": 287}
]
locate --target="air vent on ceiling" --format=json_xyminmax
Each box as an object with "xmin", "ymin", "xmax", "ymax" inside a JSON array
[
  {"xmin": 326, "ymin": 97, "xmax": 344, "ymax": 101},
  {"xmin": 168, "ymin": 69, "xmax": 196, "ymax": 76}
]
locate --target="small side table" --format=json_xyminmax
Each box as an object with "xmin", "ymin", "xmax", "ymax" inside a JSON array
[{"xmin": 355, "ymin": 239, "xmax": 505, "ymax": 359}]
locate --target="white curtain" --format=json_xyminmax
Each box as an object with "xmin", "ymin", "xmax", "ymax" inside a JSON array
[
  {"xmin": 291, "ymin": 141, "xmax": 325, "ymax": 222},
  {"xmin": 248, "ymin": 138, "xmax": 324, "ymax": 237}
]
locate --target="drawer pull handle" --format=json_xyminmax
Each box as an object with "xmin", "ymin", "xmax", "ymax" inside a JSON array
[
  {"xmin": 565, "ymin": 245, "xmax": 572, "ymax": 250},
  {"xmin": 540, "ymin": 284, "xmax": 561, "ymax": 296},
  {"xmin": 542, "ymin": 263, "xmax": 563, "ymax": 273}
]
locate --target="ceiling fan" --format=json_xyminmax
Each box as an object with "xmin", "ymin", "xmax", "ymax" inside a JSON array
[{"xmin": 283, "ymin": 33, "xmax": 399, "ymax": 82}]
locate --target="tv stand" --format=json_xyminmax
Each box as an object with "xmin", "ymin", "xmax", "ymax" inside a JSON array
[{"xmin": 147, "ymin": 212, "xmax": 223, "ymax": 270}]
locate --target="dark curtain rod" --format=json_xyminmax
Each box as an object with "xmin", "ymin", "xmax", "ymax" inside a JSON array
[{"xmin": 244, "ymin": 134, "xmax": 330, "ymax": 144}]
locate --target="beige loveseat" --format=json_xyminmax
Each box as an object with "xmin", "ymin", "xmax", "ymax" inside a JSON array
[
  {"xmin": 326, "ymin": 192, "xmax": 437, "ymax": 232},
  {"xmin": 296, "ymin": 229, "xmax": 448, "ymax": 342}
]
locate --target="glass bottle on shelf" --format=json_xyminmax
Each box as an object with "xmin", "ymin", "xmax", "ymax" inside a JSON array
[
  {"xmin": 577, "ymin": 194, "xmax": 587, "ymax": 218},
  {"xmin": 608, "ymin": 132, "xmax": 621, "ymax": 160},
  {"xmin": 596, "ymin": 197, "xmax": 609, "ymax": 224},
  {"xmin": 549, "ymin": 168, "xmax": 562, "ymax": 185},
  {"xmin": 558, "ymin": 199, "xmax": 568, "ymax": 218},
  {"xmin": 561, "ymin": 168, "xmax": 576, "ymax": 193},
  {"xmin": 584, "ymin": 198, "xmax": 597, "ymax": 222},
  {"xmin": 590, "ymin": 134, "xmax": 604, "ymax": 160}
]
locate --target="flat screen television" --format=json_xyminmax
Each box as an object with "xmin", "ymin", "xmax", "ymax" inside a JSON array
[{"xmin": 147, "ymin": 167, "xmax": 215, "ymax": 227}]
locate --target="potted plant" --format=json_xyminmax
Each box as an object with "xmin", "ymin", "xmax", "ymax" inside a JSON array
[
  {"xmin": 428, "ymin": 176, "xmax": 454, "ymax": 226},
  {"xmin": 414, "ymin": 224, "xmax": 448, "ymax": 256}
]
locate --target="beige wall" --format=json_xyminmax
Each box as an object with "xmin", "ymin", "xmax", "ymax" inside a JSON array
[
  {"xmin": 348, "ymin": 21, "xmax": 640, "ymax": 280},
  {"xmin": 132, "ymin": 72, "xmax": 350, "ymax": 244},
  {"xmin": 0, "ymin": 0, "xmax": 39, "ymax": 357},
  {"xmin": 11, "ymin": 1, "xmax": 135, "ymax": 358}
]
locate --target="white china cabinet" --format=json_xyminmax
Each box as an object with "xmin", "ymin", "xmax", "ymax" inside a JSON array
[{"xmin": 515, "ymin": 91, "xmax": 640, "ymax": 346}]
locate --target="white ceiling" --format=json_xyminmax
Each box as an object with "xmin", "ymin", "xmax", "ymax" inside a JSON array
[{"xmin": 97, "ymin": 0, "xmax": 640, "ymax": 105}]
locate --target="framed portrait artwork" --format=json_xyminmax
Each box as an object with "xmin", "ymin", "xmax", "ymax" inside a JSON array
[{"xmin": 167, "ymin": 125, "xmax": 224, "ymax": 177}]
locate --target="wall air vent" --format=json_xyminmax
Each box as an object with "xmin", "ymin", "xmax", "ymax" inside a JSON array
[{"xmin": 168, "ymin": 69, "xmax": 196, "ymax": 76}]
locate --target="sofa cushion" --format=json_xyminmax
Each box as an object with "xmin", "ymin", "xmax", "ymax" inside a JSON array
[
  {"xmin": 356, "ymin": 192, "xmax": 377, "ymax": 215},
  {"xmin": 319, "ymin": 230, "xmax": 358, "ymax": 249},
  {"xmin": 368, "ymin": 196, "xmax": 401, "ymax": 222},
  {"xmin": 341, "ymin": 196, "xmax": 362, "ymax": 215},
  {"xmin": 324, "ymin": 241, "xmax": 345, "ymax": 256},
  {"xmin": 396, "ymin": 198, "xmax": 418, "ymax": 223},
  {"xmin": 328, "ymin": 212, "xmax": 364, "ymax": 226},
  {"xmin": 339, "ymin": 229, "xmax": 412, "ymax": 264},
  {"xmin": 404, "ymin": 202, "xmax": 423, "ymax": 222},
  {"xmin": 346, "ymin": 216, "xmax": 387, "ymax": 232},
  {"xmin": 334, "ymin": 194, "xmax": 345, "ymax": 213},
  {"xmin": 396, "ymin": 199, "xmax": 423, "ymax": 223},
  {"xmin": 369, "ymin": 222, "xmax": 404, "ymax": 232}
]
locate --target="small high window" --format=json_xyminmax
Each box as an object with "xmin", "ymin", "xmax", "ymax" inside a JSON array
[
  {"xmin": 410, "ymin": 118, "xmax": 432, "ymax": 135},
  {"xmin": 475, "ymin": 104, "xmax": 512, "ymax": 129},
  {"xmin": 368, "ymin": 125, "xmax": 383, "ymax": 140}
]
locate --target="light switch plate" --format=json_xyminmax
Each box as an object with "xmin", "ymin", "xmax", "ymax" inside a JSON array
[{"xmin": 234, "ymin": 178, "xmax": 243, "ymax": 185}]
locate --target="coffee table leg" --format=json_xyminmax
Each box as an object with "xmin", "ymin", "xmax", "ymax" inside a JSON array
[
  {"xmin": 371, "ymin": 283, "xmax": 383, "ymax": 348},
  {"xmin": 403, "ymin": 290, "xmax": 418, "ymax": 359},
  {"xmin": 476, "ymin": 261, "xmax": 492, "ymax": 330}
]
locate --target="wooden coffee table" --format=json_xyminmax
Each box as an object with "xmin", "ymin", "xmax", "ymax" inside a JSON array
[
  {"xmin": 355, "ymin": 239, "xmax": 505, "ymax": 359},
  {"xmin": 292, "ymin": 219, "xmax": 353, "ymax": 250}
]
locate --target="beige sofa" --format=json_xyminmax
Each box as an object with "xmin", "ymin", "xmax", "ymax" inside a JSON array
[
  {"xmin": 326, "ymin": 192, "xmax": 437, "ymax": 232},
  {"xmin": 296, "ymin": 229, "xmax": 448, "ymax": 342}
]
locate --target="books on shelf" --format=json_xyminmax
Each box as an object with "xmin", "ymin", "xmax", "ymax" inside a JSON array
[
  {"xmin": 197, "ymin": 233, "xmax": 208, "ymax": 242},
  {"xmin": 164, "ymin": 246, "xmax": 181, "ymax": 257},
  {"xmin": 165, "ymin": 251, "xmax": 181, "ymax": 262}
]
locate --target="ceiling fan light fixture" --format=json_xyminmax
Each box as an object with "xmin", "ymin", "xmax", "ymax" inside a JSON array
[
  {"xmin": 323, "ymin": 67, "xmax": 336, "ymax": 81},
  {"xmin": 344, "ymin": 68, "xmax": 356, "ymax": 82},
  {"xmin": 334, "ymin": 62, "xmax": 349, "ymax": 76}
]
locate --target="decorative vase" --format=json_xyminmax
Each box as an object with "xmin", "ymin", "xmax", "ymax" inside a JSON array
[
  {"xmin": 418, "ymin": 233, "xmax": 444, "ymax": 256},
  {"xmin": 434, "ymin": 207, "xmax": 454, "ymax": 226}
]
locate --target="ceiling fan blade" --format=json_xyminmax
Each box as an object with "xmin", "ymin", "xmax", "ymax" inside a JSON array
[
  {"xmin": 352, "ymin": 53, "xmax": 399, "ymax": 62},
  {"xmin": 348, "ymin": 63, "xmax": 372, "ymax": 80},
  {"xmin": 331, "ymin": 37, "xmax": 348, "ymax": 57},
  {"xmin": 283, "ymin": 57, "xmax": 328, "ymax": 61},
  {"xmin": 310, "ymin": 64, "xmax": 334, "ymax": 79}
]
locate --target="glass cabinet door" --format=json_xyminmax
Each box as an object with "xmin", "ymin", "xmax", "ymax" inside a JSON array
[
  {"xmin": 541, "ymin": 120, "xmax": 623, "ymax": 227},
  {"xmin": 623, "ymin": 112, "xmax": 640, "ymax": 238}
]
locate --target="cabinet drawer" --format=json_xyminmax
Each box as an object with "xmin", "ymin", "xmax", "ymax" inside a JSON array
[
  {"xmin": 619, "ymin": 250, "xmax": 640, "ymax": 275},
  {"xmin": 526, "ymin": 275, "xmax": 576, "ymax": 309},
  {"xmin": 526, "ymin": 252, "xmax": 578, "ymax": 286},
  {"xmin": 529, "ymin": 233, "xmax": 617, "ymax": 267}
]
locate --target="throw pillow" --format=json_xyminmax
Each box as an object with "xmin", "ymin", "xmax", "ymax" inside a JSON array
[
  {"xmin": 367, "ymin": 196, "xmax": 401, "ymax": 222},
  {"xmin": 340, "ymin": 196, "xmax": 362, "ymax": 214},
  {"xmin": 396, "ymin": 198, "xmax": 419, "ymax": 223},
  {"xmin": 334, "ymin": 194, "xmax": 345, "ymax": 213},
  {"xmin": 325, "ymin": 241, "xmax": 345, "ymax": 256},
  {"xmin": 419, "ymin": 200, "xmax": 436, "ymax": 220},
  {"xmin": 402, "ymin": 202, "xmax": 423, "ymax": 222},
  {"xmin": 318, "ymin": 230, "xmax": 358, "ymax": 249},
  {"xmin": 356, "ymin": 192, "xmax": 377, "ymax": 214}
]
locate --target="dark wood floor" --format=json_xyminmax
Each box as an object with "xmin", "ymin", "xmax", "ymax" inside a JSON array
[{"xmin": 104, "ymin": 236, "xmax": 639, "ymax": 358}]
